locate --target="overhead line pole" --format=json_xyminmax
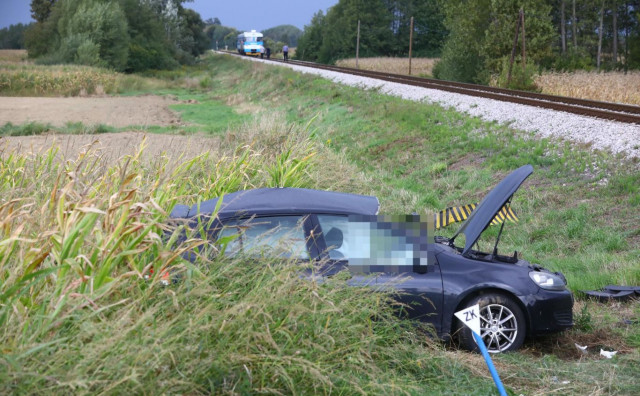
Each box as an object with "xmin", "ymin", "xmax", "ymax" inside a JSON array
[
  {"xmin": 507, "ymin": 8, "xmax": 523, "ymax": 85},
  {"xmin": 521, "ymin": 9, "xmax": 526, "ymax": 74},
  {"xmin": 409, "ymin": 16, "xmax": 414, "ymax": 75},
  {"xmin": 356, "ymin": 20, "xmax": 361, "ymax": 69}
]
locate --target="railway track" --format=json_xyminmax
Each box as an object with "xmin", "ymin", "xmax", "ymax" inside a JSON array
[{"xmin": 221, "ymin": 51, "xmax": 640, "ymax": 125}]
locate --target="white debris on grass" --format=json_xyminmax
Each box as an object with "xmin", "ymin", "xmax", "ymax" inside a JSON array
[
  {"xmin": 600, "ymin": 349, "xmax": 618, "ymax": 359},
  {"xmin": 234, "ymin": 53, "xmax": 640, "ymax": 160},
  {"xmin": 574, "ymin": 343, "xmax": 588, "ymax": 353}
]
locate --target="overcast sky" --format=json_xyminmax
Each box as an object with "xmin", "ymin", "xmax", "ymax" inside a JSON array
[{"xmin": 0, "ymin": 0, "xmax": 339, "ymax": 31}]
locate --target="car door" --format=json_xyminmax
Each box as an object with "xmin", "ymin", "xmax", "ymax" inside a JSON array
[{"xmin": 313, "ymin": 214, "xmax": 444, "ymax": 334}]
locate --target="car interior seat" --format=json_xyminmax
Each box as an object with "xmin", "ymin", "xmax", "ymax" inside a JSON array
[{"xmin": 325, "ymin": 227, "xmax": 344, "ymax": 259}]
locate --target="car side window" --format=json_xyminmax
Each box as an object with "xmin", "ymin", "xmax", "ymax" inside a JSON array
[
  {"xmin": 317, "ymin": 215, "xmax": 426, "ymax": 267},
  {"xmin": 316, "ymin": 215, "xmax": 370, "ymax": 260},
  {"xmin": 218, "ymin": 216, "xmax": 310, "ymax": 259}
]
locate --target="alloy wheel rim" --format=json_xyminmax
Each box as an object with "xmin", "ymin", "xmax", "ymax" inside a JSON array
[{"xmin": 479, "ymin": 303, "xmax": 518, "ymax": 353}]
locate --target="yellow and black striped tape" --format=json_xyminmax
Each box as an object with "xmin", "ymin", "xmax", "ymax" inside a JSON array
[{"xmin": 434, "ymin": 203, "xmax": 518, "ymax": 230}]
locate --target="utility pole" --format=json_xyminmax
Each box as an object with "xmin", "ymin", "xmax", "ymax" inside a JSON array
[
  {"xmin": 597, "ymin": 0, "xmax": 604, "ymax": 70},
  {"xmin": 507, "ymin": 9, "xmax": 522, "ymax": 85},
  {"xmin": 408, "ymin": 16, "xmax": 414, "ymax": 75},
  {"xmin": 356, "ymin": 20, "xmax": 361, "ymax": 69},
  {"xmin": 521, "ymin": 9, "xmax": 526, "ymax": 74},
  {"xmin": 560, "ymin": 0, "xmax": 566, "ymax": 55}
]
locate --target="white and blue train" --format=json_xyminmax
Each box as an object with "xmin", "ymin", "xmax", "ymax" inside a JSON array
[{"xmin": 236, "ymin": 30, "xmax": 264, "ymax": 56}]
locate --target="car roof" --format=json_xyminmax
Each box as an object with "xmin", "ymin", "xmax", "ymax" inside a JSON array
[{"xmin": 172, "ymin": 187, "xmax": 380, "ymax": 220}]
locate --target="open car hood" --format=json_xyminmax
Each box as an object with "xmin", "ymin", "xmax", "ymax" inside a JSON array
[{"xmin": 452, "ymin": 165, "xmax": 533, "ymax": 256}]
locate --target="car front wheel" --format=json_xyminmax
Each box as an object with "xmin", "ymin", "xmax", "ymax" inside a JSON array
[{"xmin": 458, "ymin": 293, "xmax": 526, "ymax": 353}]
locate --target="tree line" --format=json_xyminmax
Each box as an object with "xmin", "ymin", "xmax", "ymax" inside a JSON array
[
  {"xmin": 296, "ymin": 0, "xmax": 446, "ymax": 63},
  {"xmin": 296, "ymin": 0, "xmax": 640, "ymax": 85},
  {"xmin": 24, "ymin": 0, "xmax": 209, "ymax": 72},
  {"xmin": 435, "ymin": 0, "xmax": 640, "ymax": 85},
  {"xmin": 0, "ymin": 23, "xmax": 30, "ymax": 49}
]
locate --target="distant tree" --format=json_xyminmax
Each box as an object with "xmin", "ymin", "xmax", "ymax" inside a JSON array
[
  {"xmin": 57, "ymin": 0, "xmax": 130, "ymax": 69},
  {"xmin": 297, "ymin": 0, "xmax": 446, "ymax": 63},
  {"xmin": 317, "ymin": 0, "xmax": 393, "ymax": 63},
  {"xmin": 434, "ymin": 0, "xmax": 553, "ymax": 84},
  {"xmin": 0, "ymin": 23, "xmax": 31, "ymax": 49},
  {"xmin": 410, "ymin": 0, "xmax": 447, "ymax": 56},
  {"xmin": 30, "ymin": 0, "xmax": 57, "ymax": 23},
  {"xmin": 296, "ymin": 11, "xmax": 326, "ymax": 61},
  {"xmin": 25, "ymin": 0, "xmax": 209, "ymax": 71},
  {"xmin": 119, "ymin": 0, "xmax": 178, "ymax": 71},
  {"xmin": 262, "ymin": 25, "xmax": 303, "ymax": 46},
  {"xmin": 178, "ymin": 8, "xmax": 209, "ymax": 58},
  {"xmin": 432, "ymin": 0, "xmax": 491, "ymax": 83},
  {"xmin": 206, "ymin": 24, "xmax": 239, "ymax": 50},
  {"xmin": 204, "ymin": 17, "xmax": 222, "ymax": 26},
  {"xmin": 382, "ymin": 0, "xmax": 447, "ymax": 57},
  {"xmin": 628, "ymin": 11, "xmax": 640, "ymax": 68},
  {"xmin": 482, "ymin": 0, "xmax": 554, "ymax": 74}
]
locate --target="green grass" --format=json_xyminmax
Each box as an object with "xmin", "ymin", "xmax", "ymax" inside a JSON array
[
  {"xmin": 1, "ymin": 52, "xmax": 639, "ymax": 395},
  {"xmin": 1, "ymin": 121, "xmax": 115, "ymax": 136}
]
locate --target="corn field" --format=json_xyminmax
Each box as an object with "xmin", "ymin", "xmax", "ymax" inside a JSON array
[
  {"xmin": 534, "ymin": 70, "xmax": 640, "ymax": 106},
  {"xmin": 336, "ymin": 57, "xmax": 439, "ymax": 77}
]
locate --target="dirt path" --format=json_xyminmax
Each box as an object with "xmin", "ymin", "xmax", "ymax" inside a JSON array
[{"xmin": 0, "ymin": 95, "xmax": 181, "ymax": 127}]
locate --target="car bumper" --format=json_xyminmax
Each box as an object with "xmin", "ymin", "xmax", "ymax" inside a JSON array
[{"xmin": 525, "ymin": 289, "xmax": 574, "ymax": 334}]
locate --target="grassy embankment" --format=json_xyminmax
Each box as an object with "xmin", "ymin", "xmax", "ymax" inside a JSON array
[{"xmin": 1, "ymin": 50, "xmax": 639, "ymax": 394}]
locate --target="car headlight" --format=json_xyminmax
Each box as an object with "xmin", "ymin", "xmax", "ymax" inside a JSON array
[{"xmin": 529, "ymin": 271, "xmax": 566, "ymax": 291}]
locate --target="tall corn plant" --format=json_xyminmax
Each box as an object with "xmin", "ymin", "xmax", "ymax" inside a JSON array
[
  {"xmin": 266, "ymin": 147, "xmax": 316, "ymax": 188},
  {"xmin": 0, "ymin": 142, "xmax": 201, "ymax": 332},
  {"xmin": 0, "ymin": 132, "xmax": 323, "ymax": 333}
]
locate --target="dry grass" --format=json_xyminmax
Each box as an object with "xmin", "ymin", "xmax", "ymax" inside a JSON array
[
  {"xmin": 535, "ymin": 70, "xmax": 640, "ymax": 106},
  {"xmin": 0, "ymin": 49, "xmax": 29, "ymax": 64},
  {"xmin": 336, "ymin": 57, "xmax": 439, "ymax": 77}
]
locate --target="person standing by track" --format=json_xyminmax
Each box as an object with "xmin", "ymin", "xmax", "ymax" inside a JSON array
[{"xmin": 282, "ymin": 44, "xmax": 289, "ymax": 61}]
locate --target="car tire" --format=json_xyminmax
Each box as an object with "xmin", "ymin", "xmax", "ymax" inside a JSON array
[{"xmin": 457, "ymin": 293, "xmax": 526, "ymax": 353}]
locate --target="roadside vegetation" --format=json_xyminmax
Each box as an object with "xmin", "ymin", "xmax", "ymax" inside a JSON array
[{"xmin": 1, "ymin": 53, "xmax": 639, "ymax": 395}]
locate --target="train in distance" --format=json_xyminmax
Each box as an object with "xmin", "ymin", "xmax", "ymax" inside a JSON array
[{"xmin": 237, "ymin": 30, "xmax": 264, "ymax": 56}]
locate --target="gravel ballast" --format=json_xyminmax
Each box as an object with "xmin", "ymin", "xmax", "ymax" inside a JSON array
[{"xmin": 236, "ymin": 54, "xmax": 640, "ymax": 159}]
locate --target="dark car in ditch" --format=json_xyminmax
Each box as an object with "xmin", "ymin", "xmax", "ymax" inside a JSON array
[{"xmin": 170, "ymin": 164, "xmax": 574, "ymax": 353}]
